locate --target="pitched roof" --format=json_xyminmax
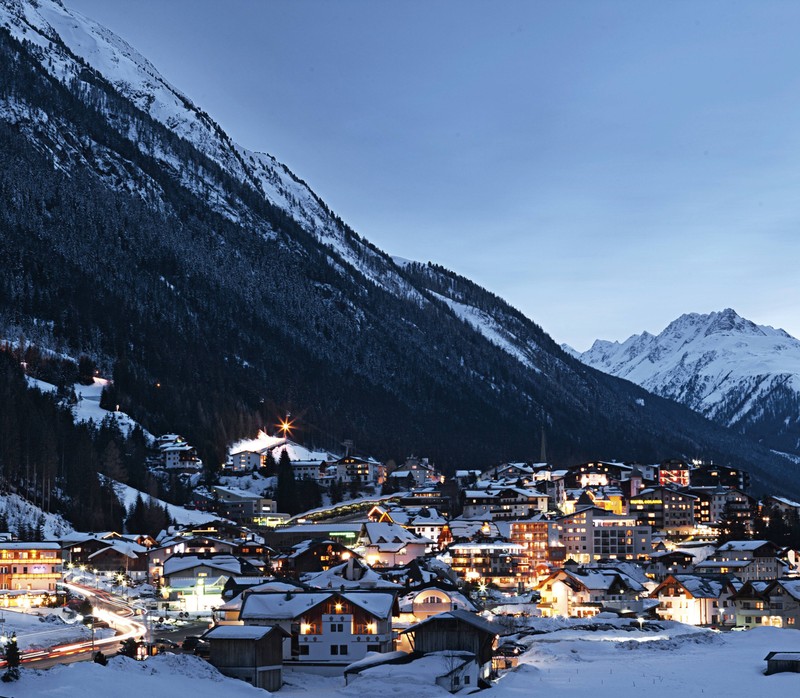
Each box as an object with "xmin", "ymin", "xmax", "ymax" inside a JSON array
[
  {"xmin": 205, "ymin": 624, "xmax": 288, "ymax": 641},
  {"xmin": 239, "ymin": 590, "xmax": 395, "ymax": 621},
  {"xmin": 401, "ymin": 608, "xmax": 499, "ymax": 636}
]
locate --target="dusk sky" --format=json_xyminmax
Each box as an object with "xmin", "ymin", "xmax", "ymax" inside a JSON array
[{"xmin": 67, "ymin": 0, "xmax": 800, "ymax": 350}]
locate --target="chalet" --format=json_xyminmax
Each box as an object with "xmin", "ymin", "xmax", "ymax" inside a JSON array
[
  {"xmin": 148, "ymin": 535, "xmax": 238, "ymax": 582},
  {"xmin": 206, "ymin": 624, "xmax": 289, "ymax": 690},
  {"xmin": 564, "ymin": 461, "xmax": 633, "ymax": 489},
  {"xmin": 271, "ymin": 539, "xmax": 358, "ymax": 576},
  {"xmin": 238, "ymin": 590, "xmax": 396, "ymax": 665},
  {"xmin": 650, "ymin": 574, "xmax": 737, "ymax": 626},
  {"xmin": 462, "ymin": 487, "xmax": 549, "ymax": 520},
  {"xmin": 755, "ymin": 579, "xmax": 800, "ymax": 629},
  {"xmin": 158, "ymin": 436, "xmax": 203, "ymax": 471},
  {"xmin": 300, "ymin": 556, "xmax": 400, "ymax": 592},
  {"xmin": 697, "ymin": 540, "xmax": 782, "ymax": 582},
  {"xmin": 358, "ymin": 523, "xmax": 431, "ymax": 567},
  {"xmin": 401, "ymin": 609, "xmax": 499, "ymax": 682},
  {"xmin": 731, "ymin": 580, "xmax": 771, "ymax": 628},
  {"xmin": 62, "ymin": 533, "xmax": 148, "ymax": 579},
  {"xmin": 390, "ymin": 457, "xmax": 441, "ymax": 487},
  {"xmin": 162, "ymin": 554, "xmax": 260, "ymax": 611},
  {"xmin": 84, "ymin": 539, "xmax": 149, "ymax": 580},
  {"xmin": 367, "ymin": 506, "xmax": 449, "ymax": 549},
  {"xmin": 535, "ymin": 567, "xmax": 647, "ymax": 618},
  {"xmin": 331, "ymin": 455, "xmax": 385, "ymax": 484},
  {"xmin": 397, "ymin": 586, "xmax": 479, "ymax": 624},
  {"xmin": 645, "ymin": 550, "xmax": 696, "ymax": 581},
  {"xmin": 227, "ymin": 449, "xmax": 263, "ymax": 473},
  {"xmin": 207, "ymin": 486, "xmax": 277, "ymax": 524},
  {"xmin": 763, "ymin": 495, "xmax": 800, "ymax": 519}
]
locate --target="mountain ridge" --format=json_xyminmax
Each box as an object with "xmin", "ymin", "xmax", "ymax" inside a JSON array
[
  {"xmin": 575, "ymin": 308, "xmax": 800, "ymax": 458},
  {"xmin": 1, "ymin": 0, "xmax": 798, "ymax": 496}
]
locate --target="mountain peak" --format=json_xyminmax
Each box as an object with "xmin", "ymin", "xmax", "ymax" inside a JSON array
[{"xmin": 576, "ymin": 308, "xmax": 800, "ymax": 458}]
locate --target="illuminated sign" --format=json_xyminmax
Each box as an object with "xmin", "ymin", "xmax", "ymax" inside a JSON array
[{"xmin": 31, "ymin": 565, "xmax": 48, "ymax": 574}]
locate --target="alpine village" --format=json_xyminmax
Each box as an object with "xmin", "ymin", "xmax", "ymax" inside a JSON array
[{"xmin": 1, "ymin": 0, "xmax": 800, "ymax": 696}]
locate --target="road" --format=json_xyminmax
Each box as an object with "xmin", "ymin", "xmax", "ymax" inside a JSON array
[{"xmin": 0, "ymin": 583, "xmax": 148, "ymax": 670}]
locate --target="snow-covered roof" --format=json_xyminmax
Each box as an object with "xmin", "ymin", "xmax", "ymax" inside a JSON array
[
  {"xmin": 87, "ymin": 540, "xmax": 147, "ymax": 559},
  {"xmin": 669, "ymin": 575, "xmax": 731, "ymax": 599},
  {"xmin": 774, "ymin": 579, "xmax": 800, "ymax": 601},
  {"xmin": 163, "ymin": 554, "xmax": 243, "ymax": 577},
  {"xmin": 0, "ymin": 542, "xmax": 61, "ymax": 550},
  {"xmin": 716, "ymin": 540, "xmax": 773, "ymax": 552},
  {"xmin": 362, "ymin": 523, "xmax": 431, "ymax": 547},
  {"xmin": 402, "ymin": 608, "xmax": 499, "ymax": 636},
  {"xmin": 205, "ymin": 625, "xmax": 285, "ymax": 641},
  {"xmin": 240, "ymin": 590, "xmax": 394, "ymax": 620},
  {"xmin": 344, "ymin": 592, "xmax": 395, "ymax": 619}
]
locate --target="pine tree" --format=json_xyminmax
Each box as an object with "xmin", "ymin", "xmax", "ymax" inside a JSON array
[
  {"xmin": 275, "ymin": 448, "xmax": 297, "ymax": 514},
  {"xmin": 262, "ymin": 451, "xmax": 278, "ymax": 477},
  {"xmin": 2, "ymin": 635, "xmax": 20, "ymax": 681}
]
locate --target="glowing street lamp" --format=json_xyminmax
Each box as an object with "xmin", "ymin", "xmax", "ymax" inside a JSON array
[
  {"xmin": 637, "ymin": 617, "xmax": 645, "ymax": 631},
  {"xmin": 277, "ymin": 414, "xmax": 294, "ymax": 439}
]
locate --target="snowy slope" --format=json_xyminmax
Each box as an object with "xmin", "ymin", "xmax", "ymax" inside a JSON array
[
  {"xmin": 25, "ymin": 375, "xmax": 153, "ymax": 440},
  {"xmin": 106, "ymin": 479, "xmax": 219, "ymax": 526},
  {"xmin": 431, "ymin": 291, "xmax": 541, "ymax": 372},
  {"xmin": 575, "ymin": 309, "xmax": 800, "ymax": 451},
  {"xmin": 0, "ymin": 0, "xmax": 422, "ymax": 301},
  {"xmin": 0, "ymin": 492, "xmax": 74, "ymax": 538}
]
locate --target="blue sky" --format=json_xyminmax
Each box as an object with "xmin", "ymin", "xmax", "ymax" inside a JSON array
[{"xmin": 67, "ymin": 0, "xmax": 800, "ymax": 350}]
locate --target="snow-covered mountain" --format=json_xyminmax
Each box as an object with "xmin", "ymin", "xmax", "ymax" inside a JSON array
[
  {"xmin": 2, "ymin": 0, "xmax": 799, "ymax": 495},
  {"xmin": 573, "ymin": 309, "xmax": 800, "ymax": 455},
  {"xmin": 0, "ymin": 0, "xmax": 422, "ymax": 302}
]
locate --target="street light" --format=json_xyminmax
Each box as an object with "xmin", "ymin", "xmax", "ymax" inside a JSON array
[
  {"xmin": 637, "ymin": 617, "xmax": 645, "ymax": 631},
  {"xmin": 277, "ymin": 413, "xmax": 293, "ymax": 439}
]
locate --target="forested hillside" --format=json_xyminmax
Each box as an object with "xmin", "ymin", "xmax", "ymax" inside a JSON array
[{"xmin": 0, "ymin": 18, "xmax": 798, "ymax": 499}]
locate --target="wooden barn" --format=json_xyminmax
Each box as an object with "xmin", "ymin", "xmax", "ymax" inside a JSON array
[
  {"xmin": 401, "ymin": 609, "xmax": 499, "ymax": 681},
  {"xmin": 206, "ymin": 624, "xmax": 289, "ymax": 691}
]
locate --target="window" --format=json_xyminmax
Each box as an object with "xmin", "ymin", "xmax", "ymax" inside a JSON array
[
  {"xmin": 330, "ymin": 646, "xmax": 339, "ymax": 656},
  {"xmin": 339, "ymin": 645, "xmax": 348, "ymax": 655},
  {"xmin": 299, "ymin": 645, "xmax": 309, "ymax": 655},
  {"xmin": 331, "ymin": 623, "xmax": 344, "ymax": 632}
]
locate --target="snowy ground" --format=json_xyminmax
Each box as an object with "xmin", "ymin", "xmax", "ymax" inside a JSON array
[
  {"xmin": 0, "ymin": 608, "xmax": 98, "ymax": 651},
  {"xmin": 10, "ymin": 619, "xmax": 800, "ymax": 697}
]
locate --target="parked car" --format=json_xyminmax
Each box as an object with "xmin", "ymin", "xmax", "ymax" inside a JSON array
[
  {"xmin": 193, "ymin": 640, "xmax": 210, "ymax": 658},
  {"xmin": 182, "ymin": 635, "xmax": 201, "ymax": 651}
]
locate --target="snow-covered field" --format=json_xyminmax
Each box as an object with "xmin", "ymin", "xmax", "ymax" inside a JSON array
[
  {"xmin": 11, "ymin": 620, "xmax": 800, "ymax": 697},
  {"xmin": 0, "ymin": 608, "xmax": 93, "ymax": 651}
]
